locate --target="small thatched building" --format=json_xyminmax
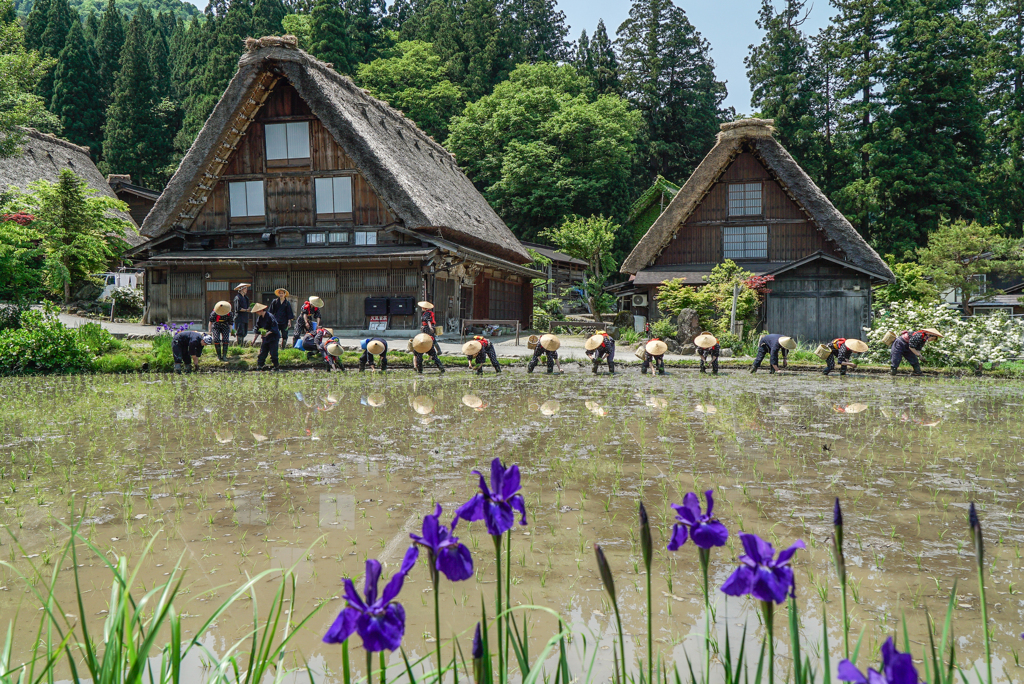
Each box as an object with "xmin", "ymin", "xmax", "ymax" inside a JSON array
[
  {"xmin": 621, "ymin": 118, "xmax": 894, "ymax": 343},
  {"xmin": 129, "ymin": 36, "xmax": 539, "ymax": 329},
  {"xmin": 0, "ymin": 128, "xmax": 143, "ymax": 246}
]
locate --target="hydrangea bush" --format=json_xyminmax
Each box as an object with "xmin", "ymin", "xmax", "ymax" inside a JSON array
[{"xmin": 865, "ymin": 301, "xmax": 1024, "ymax": 367}]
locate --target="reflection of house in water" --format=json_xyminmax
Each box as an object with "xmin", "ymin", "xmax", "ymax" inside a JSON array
[
  {"xmin": 232, "ymin": 492, "xmax": 268, "ymax": 526},
  {"xmin": 320, "ymin": 494, "xmax": 355, "ymax": 528},
  {"xmin": 270, "ymin": 547, "xmax": 314, "ymax": 581}
]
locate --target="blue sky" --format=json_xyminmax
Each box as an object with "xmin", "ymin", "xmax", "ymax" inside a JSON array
[{"xmin": 181, "ymin": 0, "xmax": 832, "ymax": 112}]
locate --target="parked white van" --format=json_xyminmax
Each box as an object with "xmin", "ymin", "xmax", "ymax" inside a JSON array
[{"xmin": 94, "ymin": 271, "xmax": 142, "ymax": 301}]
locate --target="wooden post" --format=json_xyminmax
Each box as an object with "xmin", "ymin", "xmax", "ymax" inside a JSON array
[{"xmin": 730, "ymin": 283, "xmax": 739, "ymax": 335}]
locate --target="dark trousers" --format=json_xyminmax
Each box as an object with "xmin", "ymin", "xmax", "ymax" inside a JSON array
[
  {"xmin": 752, "ymin": 343, "xmax": 783, "ymax": 373},
  {"xmin": 257, "ymin": 332, "xmax": 280, "ymax": 368},
  {"xmin": 890, "ymin": 338, "xmax": 921, "ymax": 373},
  {"xmin": 323, "ymin": 350, "xmax": 344, "ymax": 371},
  {"xmin": 234, "ymin": 320, "xmax": 248, "ymax": 346},
  {"xmin": 698, "ymin": 348, "xmax": 719, "ymax": 373},
  {"xmin": 527, "ymin": 346, "xmax": 556, "ymax": 373},
  {"xmin": 360, "ymin": 351, "xmax": 387, "ymax": 371},
  {"xmin": 414, "ymin": 348, "xmax": 444, "ymax": 372},
  {"xmin": 171, "ymin": 338, "xmax": 193, "ymax": 367},
  {"xmin": 641, "ymin": 353, "xmax": 665, "ymax": 374},
  {"xmin": 472, "ymin": 346, "xmax": 501, "ymax": 373},
  {"xmin": 589, "ymin": 347, "xmax": 615, "ymax": 373}
]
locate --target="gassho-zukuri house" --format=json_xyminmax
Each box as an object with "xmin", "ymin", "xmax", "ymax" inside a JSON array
[
  {"xmin": 129, "ymin": 36, "xmax": 539, "ymax": 331},
  {"xmin": 621, "ymin": 118, "xmax": 895, "ymax": 343}
]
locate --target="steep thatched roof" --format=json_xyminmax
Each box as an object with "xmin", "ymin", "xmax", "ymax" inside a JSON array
[
  {"xmin": 0, "ymin": 128, "xmax": 143, "ymax": 246},
  {"xmin": 140, "ymin": 37, "xmax": 530, "ymax": 265},
  {"xmin": 626, "ymin": 175, "xmax": 680, "ymax": 226},
  {"xmin": 621, "ymin": 119, "xmax": 892, "ymax": 280}
]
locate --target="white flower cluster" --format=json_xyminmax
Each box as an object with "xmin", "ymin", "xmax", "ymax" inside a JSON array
[{"xmin": 863, "ymin": 301, "xmax": 1024, "ymax": 367}]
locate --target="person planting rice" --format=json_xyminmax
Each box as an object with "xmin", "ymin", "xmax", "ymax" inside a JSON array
[
  {"xmin": 324, "ymin": 341, "xmax": 345, "ymax": 372},
  {"xmin": 641, "ymin": 338, "xmax": 667, "ymax": 375},
  {"xmin": 412, "ymin": 332, "xmax": 444, "ymax": 374},
  {"xmin": 232, "ymin": 283, "xmax": 251, "ymax": 347},
  {"xmin": 527, "ymin": 334, "xmax": 563, "ymax": 374},
  {"xmin": 294, "ymin": 296, "xmax": 323, "ymax": 347},
  {"xmin": 419, "ymin": 301, "xmax": 437, "ymax": 335},
  {"xmin": 172, "ymin": 330, "xmax": 213, "ymax": 374},
  {"xmin": 251, "ymin": 303, "xmax": 281, "ymax": 371},
  {"xmin": 585, "ymin": 330, "xmax": 616, "ymax": 375},
  {"xmin": 822, "ymin": 337, "xmax": 869, "ymax": 376},
  {"xmin": 694, "ymin": 332, "xmax": 720, "ymax": 374},
  {"xmin": 750, "ymin": 333, "xmax": 796, "ymax": 374},
  {"xmin": 890, "ymin": 328, "xmax": 942, "ymax": 376},
  {"xmin": 268, "ymin": 289, "xmax": 294, "ymax": 350},
  {"xmin": 207, "ymin": 300, "xmax": 233, "ymax": 361},
  {"xmin": 359, "ymin": 338, "xmax": 388, "ymax": 372},
  {"xmin": 463, "ymin": 335, "xmax": 501, "ymax": 375}
]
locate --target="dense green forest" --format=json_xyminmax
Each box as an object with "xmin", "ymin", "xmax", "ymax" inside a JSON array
[{"xmin": 1, "ymin": 0, "xmax": 1022, "ymax": 259}]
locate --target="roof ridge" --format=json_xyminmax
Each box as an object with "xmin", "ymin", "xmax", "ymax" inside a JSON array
[{"xmin": 18, "ymin": 127, "xmax": 90, "ymax": 155}]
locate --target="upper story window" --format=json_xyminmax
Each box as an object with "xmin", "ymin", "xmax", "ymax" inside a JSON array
[
  {"xmin": 265, "ymin": 122, "xmax": 310, "ymax": 164},
  {"xmin": 228, "ymin": 180, "xmax": 265, "ymax": 218},
  {"xmin": 728, "ymin": 182, "xmax": 762, "ymax": 216},
  {"xmin": 354, "ymin": 231, "xmax": 377, "ymax": 246},
  {"xmin": 314, "ymin": 176, "xmax": 353, "ymax": 216},
  {"xmin": 723, "ymin": 225, "xmax": 767, "ymax": 260},
  {"xmin": 306, "ymin": 232, "xmax": 326, "ymax": 245}
]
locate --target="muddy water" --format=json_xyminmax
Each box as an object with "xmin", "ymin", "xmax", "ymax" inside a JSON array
[{"xmin": 1, "ymin": 370, "xmax": 1022, "ymax": 681}]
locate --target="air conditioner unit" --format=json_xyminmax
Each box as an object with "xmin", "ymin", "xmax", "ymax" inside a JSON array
[{"xmin": 632, "ymin": 294, "xmax": 648, "ymax": 307}]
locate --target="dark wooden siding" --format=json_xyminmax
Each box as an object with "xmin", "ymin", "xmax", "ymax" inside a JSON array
[
  {"xmin": 311, "ymin": 119, "xmax": 356, "ymax": 171},
  {"xmin": 352, "ymin": 175, "xmax": 394, "ymax": 226},
  {"xmin": 224, "ymin": 123, "xmax": 265, "ymax": 176},
  {"xmin": 191, "ymin": 182, "xmax": 229, "ymax": 233},
  {"xmin": 265, "ymin": 176, "xmax": 313, "ymax": 226},
  {"xmin": 765, "ymin": 261, "xmax": 872, "ymax": 343},
  {"xmin": 653, "ymin": 151, "xmax": 844, "ymax": 267},
  {"xmin": 257, "ymin": 82, "xmax": 313, "ymax": 119}
]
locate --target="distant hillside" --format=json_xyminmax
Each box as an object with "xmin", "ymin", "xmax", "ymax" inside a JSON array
[{"xmin": 14, "ymin": 0, "xmax": 201, "ymax": 20}]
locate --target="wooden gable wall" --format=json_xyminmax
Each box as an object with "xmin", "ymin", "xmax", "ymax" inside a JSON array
[
  {"xmin": 188, "ymin": 82, "xmax": 395, "ymax": 234},
  {"xmin": 653, "ymin": 152, "xmax": 843, "ymax": 266}
]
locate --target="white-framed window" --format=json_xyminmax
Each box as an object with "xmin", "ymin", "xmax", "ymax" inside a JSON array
[
  {"xmin": 314, "ymin": 176, "xmax": 353, "ymax": 215},
  {"xmin": 306, "ymin": 232, "xmax": 326, "ymax": 245},
  {"xmin": 723, "ymin": 225, "xmax": 768, "ymax": 259},
  {"xmin": 329, "ymin": 232, "xmax": 350, "ymax": 244},
  {"xmin": 728, "ymin": 182, "xmax": 762, "ymax": 216},
  {"xmin": 265, "ymin": 122, "xmax": 311, "ymax": 161},
  {"xmin": 228, "ymin": 180, "xmax": 265, "ymax": 218},
  {"xmin": 354, "ymin": 231, "xmax": 377, "ymax": 246}
]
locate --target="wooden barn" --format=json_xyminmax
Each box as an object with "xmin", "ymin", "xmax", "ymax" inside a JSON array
[
  {"xmin": 107, "ymin": 174, "xmax": 161, "ymax": 226},
  {"xmin": 129, "ymin": 37, "xmax": 537, "ymax": 330},
  {"xmin": 621, "ymin": 118, "xmax": 894, "ymax": 343}
]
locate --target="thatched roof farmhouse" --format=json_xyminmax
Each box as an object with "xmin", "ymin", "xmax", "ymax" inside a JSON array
[
  {"xmin": 622, "ymin": 118, "xmax": 893, "ymax": 343},
  {"xmin": 130, "ymin": 36, "xmax": 538, "ymax": 328}
]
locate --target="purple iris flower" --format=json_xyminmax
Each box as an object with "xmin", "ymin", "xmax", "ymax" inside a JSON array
[
  {"xmin": 667, "ymin": 490, "xmax": 729, "ymax": 550},
  {"xmin": 410, "ymin": 504, "xmax": 474, "ymax": 581},
  {"xmin": 454, "ymin": 458, "xmax": 527, "ymax": 536},
  {"xmin": 323, "ymin": 546, "xmax": 420, "ymax": 652},
  {"xmin": 720, "ymin": 533, "xmax": 805, "ymax": 604},
  {"xmin": 838, "ymin": 637, "xmax": 919, "ymax": 684}
]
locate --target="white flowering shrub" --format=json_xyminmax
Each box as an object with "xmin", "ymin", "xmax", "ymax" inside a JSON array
[{"xmin": 864, "ymin": 301, "xmax": 1024, "ymax": 367}]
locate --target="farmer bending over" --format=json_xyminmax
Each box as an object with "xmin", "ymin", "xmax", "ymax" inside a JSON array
[
  {"xmin": 173, "ymin": 330, "xmax": 213, "ymax": 374},
  {"xmin": 528, "ymin": 334, "xmax": 562, "ymax": 374},
  {"xmin": 890, "ymin": 328, "xmax": 941, "ymax": 377},
  {"xmin": 585, "ymin": 330, "xmax": 616, "ymax": 375},
  {"xmin": 751, "ymin": 334, "xmax": 796, "ymax": 374},
  {"xmin": 695, "ymin": 332, "xmax": 720, "ymax": 374},
  {"xmin": 822, "ymin": 338, "xmax": 868, "ymax": 376}
]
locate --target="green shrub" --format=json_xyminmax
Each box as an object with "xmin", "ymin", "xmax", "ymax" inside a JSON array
[
  {"xmin": 618, "ymin": 328, "xmax": 642, "ymax": 344},
  {"xmin": 657, "ymin": 260, "xmax": 762, "ymax": 337},
  {"xmin": 76, "ymin": 322, "xmax": 122, "ymax": 354},
  {"xmin": 0, "ymin": 304, "xmax": 93, "ymax": 375},
  {"xmin": 92, "ymin": 352, "xmax": 143, "ymax": 373},
  {"xmin": 151, "ymin": 334, "xmax": 174, "ymax": 371},
  {"xmin": 650, "ymin": 318, "xmax": 676, "ymax": 340},
  {"xmin": 279, "ymin": 348, "xmax": 305, "ymax": 362},
  {"xmin": 0, "ymin": 301, "xmax": 27, "ymax": 331}
]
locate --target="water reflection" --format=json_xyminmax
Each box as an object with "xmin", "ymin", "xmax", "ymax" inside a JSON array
[{"xmin": 540, "ymin": 400, "xmax": 560, "ymax": 416}]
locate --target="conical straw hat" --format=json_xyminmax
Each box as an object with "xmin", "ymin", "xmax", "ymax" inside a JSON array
[
  {"xmin": 845, "ymin": 338, "xmax": 869, "ymax": 353},
  {"xmin": 585, "ymin": 400, "xmax": 607, "ymax": 417},
  {"xmin": 779, "ymin": 336, "xmax": 797, "ymax": 350},
  {"xmin": 250, "ymin": 302, "xmax": 268, "ymax": 314},
  {"xmin": 418, "ymin": 301, "xmax": 434, "ymax": 310},
  {"xmin": 845, "ymin": 402, "xmax": 869, "ymax": 414},
  {"xmin": 412, "ymin": 396, "xmax": 434, "ymax": 415},
  {"xmin": 462, "ymin": 340, "xmax": 482, "ymax": 356},
  {"xmin": 694, "ymin": 333, "xmax": 717, "ymax": 349},
  {"xmin": 584, "ymin": 334, "xmax": 604, "ymax": 351},
  {"xmin": 922, "ymin": 328, "xmax": 943, "ymax": 338},
  {"xmin": 367, "ymin": 339, "xmax": 386, "ymax": 355},
  {"xmin": 462, "ymin": 394, "xmax": 483, "ymax": 409},
  {"xmin": 645, "ymin": 339, "xmax": 668, "ymax": 356},
  {"xmin": 367, "ymin": 393, "xmax": 385, "ymax": 407},
  {"xmin": 326, "ymin": 342, "xmax": 343, "ymax": 357},
  {"xmin": 274, "ymin": 288, "xmax": 289, "ymax": 297},
  {"xmin": 214, "ymin": 300, "xmax": 231, "ymax": 316},
  {"xmin": 695, "ymin": 404, "xmax": 717, "ymax": 415},
  {"xmin": 646, "ymin": 397, "xmax": 668, "ymax": 409},
  {"xmin": 214, "ymin": 427, "xmax": 233, "ymax": 444},
  {"xmin": 412, "ymin": 333, "xmax": 434, "ymax": 353},
  {"xmin": 539, "ymin": 400, "xmax": 560, "ymax": 416},
  {"xmin": 540, "ymin": 334, "xmax": 560, "ymax": 351},
  {"xmin": 308, "ymin": 296, "xmax": 324, "ymax": 308}
]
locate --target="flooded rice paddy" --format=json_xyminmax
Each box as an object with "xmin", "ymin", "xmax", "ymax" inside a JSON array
[{"xmin": 1, "ymin": 369, "xmax": 1023, "ymax": 681}]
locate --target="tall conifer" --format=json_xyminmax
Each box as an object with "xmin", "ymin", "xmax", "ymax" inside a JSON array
[
  {"xmin": 309, "ymin": 0, "xmax": 355, "ymax": 73},
  {"xmin": 103, "ymin": 13, "xmax": 161, "ymax": 185},
  {"xmin": 23, "ymin": 0, "xmax": 52, "ymax": 51},
  {"xmin": 252, "ymin": 0, "xmax": 287, "ymax": 36},
  {"xmin": 95, "ymin": 0, "xmax": 125, "ymax": 106},
  {"xmin": 52, "ymin": 20, "xmax": 104, "ymax": 157},
  {"xmin": 36, "ymin": 0, "xmax": 75, "ymax": 107}
]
